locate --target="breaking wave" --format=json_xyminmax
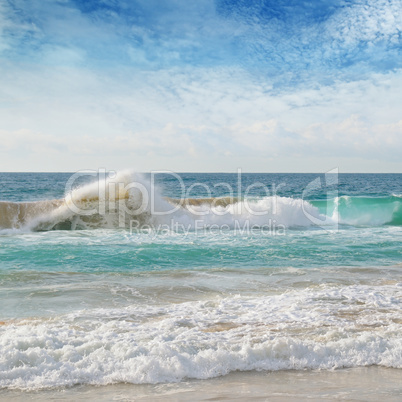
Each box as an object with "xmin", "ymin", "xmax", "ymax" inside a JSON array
[
  {"xmin": 0, "ymin": 171, "xmax": 401, "ymax": 233},
  {"xmin": 312, "ymin": 195, "xmax": 402, "ymax": 226}
]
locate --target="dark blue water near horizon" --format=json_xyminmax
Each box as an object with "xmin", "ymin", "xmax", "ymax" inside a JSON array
[{"xmin": 1, "ymin": 172, "xmax": 401, "ymax": 202}]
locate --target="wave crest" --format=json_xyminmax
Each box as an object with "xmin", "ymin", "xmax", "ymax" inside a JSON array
[{"xmin": 1, "ymin": 171, "xmax": 401, "ymax": 232}]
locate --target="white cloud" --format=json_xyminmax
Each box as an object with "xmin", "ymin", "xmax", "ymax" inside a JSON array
[
  {"xmin": 326, "ymin": 0, "xmax": 402, "ymax": 47},
  {"xmin": 2, "ymin": 112, "xmax": 401, "ymax": 172},
  {"xmin": 1, "ymin": 63, "xmax": 402, "ymax": 171},
  {"xmin": 1, "ymin": 1, "xmax": 402, "ymax": 172}
]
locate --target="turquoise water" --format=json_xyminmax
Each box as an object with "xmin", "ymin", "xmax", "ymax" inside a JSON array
[{"xmin": 0, "ymin": 172, "xmax": 401, "ymax": 390}]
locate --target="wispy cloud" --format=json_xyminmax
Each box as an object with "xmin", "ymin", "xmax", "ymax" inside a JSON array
[
  {"xmin": 3, "ymin": 0, "xmax": 401, "ymax": 76},
  {"xmin": 0, "ymin": 0, "xmax": 401, "ymax": 171}
]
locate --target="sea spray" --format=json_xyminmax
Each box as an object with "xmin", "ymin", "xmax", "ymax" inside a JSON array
[{"xmin": 0, "ymin": 170, "xmax": 330, "ymax": 232}]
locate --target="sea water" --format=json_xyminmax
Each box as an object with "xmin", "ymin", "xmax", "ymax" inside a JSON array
[{"xmin": 0, "ymin": 172, "xmax": 401, "ymax": 399}]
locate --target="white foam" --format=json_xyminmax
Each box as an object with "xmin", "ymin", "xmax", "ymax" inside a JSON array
[{"xmin": 1, "ymin": 284, "xmax": 401, "ymax": 390}]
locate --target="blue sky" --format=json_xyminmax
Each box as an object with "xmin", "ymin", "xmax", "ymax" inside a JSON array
[{"xmin": 1, "ymin": 0, "xmax": 402, "ymax": 172}]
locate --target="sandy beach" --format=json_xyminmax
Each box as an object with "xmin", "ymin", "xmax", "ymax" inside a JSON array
[{"xmin": 1, "ymin": 367, "xmax": 401, "ymax": 401}]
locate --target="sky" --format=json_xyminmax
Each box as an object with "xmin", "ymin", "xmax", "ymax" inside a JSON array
[{"xmin": 1, "ymin": 0, "xmax": 402, "ymax": 172}]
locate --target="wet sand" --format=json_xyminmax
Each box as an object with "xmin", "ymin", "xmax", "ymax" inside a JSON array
[{"xmin": 1, "ymin": 367, "xmax": 401, "ymax": 401}]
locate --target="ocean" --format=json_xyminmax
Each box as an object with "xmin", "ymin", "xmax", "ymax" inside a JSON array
[{"xmin": 0, "ymin": 171, "xmax": 401, "ymax": 400}]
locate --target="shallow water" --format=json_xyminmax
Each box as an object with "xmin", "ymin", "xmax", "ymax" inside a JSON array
[
  {"xmin": 1, "ymin": 368, "xmax": 401, "ymax": 401},
  {"xmin": 0, "ymin": 172, "xmax": 401, "ymax": 394}
]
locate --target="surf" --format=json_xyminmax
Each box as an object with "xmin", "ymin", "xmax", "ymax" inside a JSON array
[
  {"xmin": 312, "ymin": 195, "xmax": 402, "ymax": 226},
  {"xmin": 0, "ymin": 171, "xmax": 401, "ymax": 232}
]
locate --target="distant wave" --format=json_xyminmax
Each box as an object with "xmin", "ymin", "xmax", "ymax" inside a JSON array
[{"xmin": 0, "ymin": 171, "xmax": 401, "ymax": 233}]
